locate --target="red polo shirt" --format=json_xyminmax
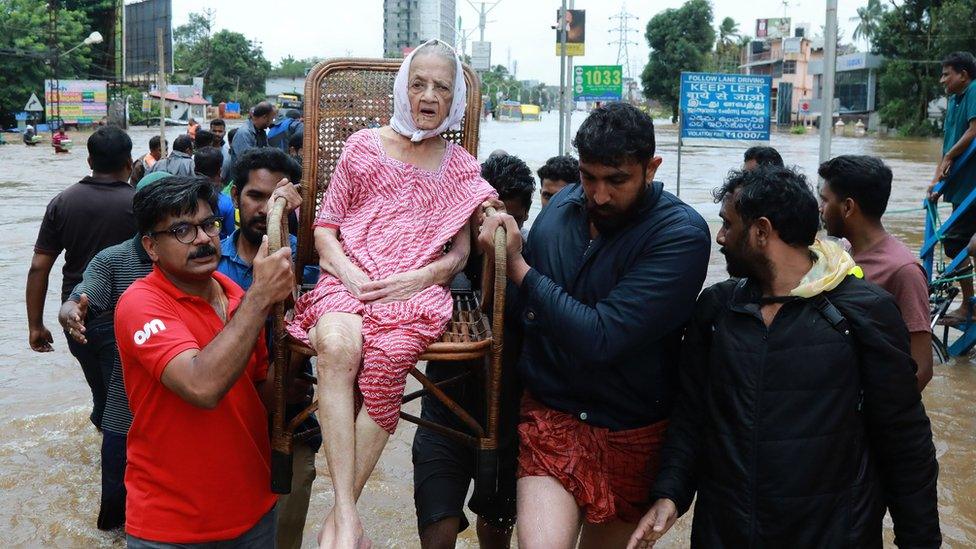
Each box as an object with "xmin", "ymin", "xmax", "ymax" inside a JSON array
[{"xmin": 115, "ymin": 266, "xmax": 275, "ymax": 543}]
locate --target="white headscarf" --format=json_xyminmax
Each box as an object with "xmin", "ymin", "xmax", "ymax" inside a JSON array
[{"xmin": 390, "ymin": 39, "xmax": 467, "ymax": 143}]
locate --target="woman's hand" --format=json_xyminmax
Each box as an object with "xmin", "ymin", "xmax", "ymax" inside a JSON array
[
  {"xmin": 358, "ymin": 268, "xmax": 432, "ymax": 304},
  {"xmin": 338, "ymin": 264, "xmax": 373, "ymax": 299}
]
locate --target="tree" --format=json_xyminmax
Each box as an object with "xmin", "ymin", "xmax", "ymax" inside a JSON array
[
  {"xmin": 873, "ymin": 0, "xmax": 976, "ymax": 135},
  {"xmin": 271, "ymin": 56, "xmax": 323, "ymax": 78},
  {"xmin": 0, "ymin": 0, "xmax": 92, "ymax": 126},
  {"xmin": 712, "ymin": 17, "xmax": 746, "ymax": 74},
  {"xmin": 173, "ymin": 12, "xmax": 271, "ymax": 107},
  {"xmin": 641, "ymin": 0, "xmax": 715, "ymax": 121},
  {"xmin": 851, "ymin": 0, "xmax": 883, "ymax": 50},
  {"xmin": 717, "ymin": 17, "xmax": 740, "ymax": 49}
]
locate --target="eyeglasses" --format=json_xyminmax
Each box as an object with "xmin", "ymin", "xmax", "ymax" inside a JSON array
[{"xmin": 149, "ymin": 217, "xmax": 222, "ymax": 244}]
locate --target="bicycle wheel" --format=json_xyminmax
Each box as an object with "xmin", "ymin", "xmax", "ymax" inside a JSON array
[{"xmin": 932, "ymin": 333, "xmax": 950, "ymax": 364}]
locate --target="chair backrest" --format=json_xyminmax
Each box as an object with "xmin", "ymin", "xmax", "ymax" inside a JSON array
[{"xmin": 295, "ymin": 58, "xmax": 483, "ymax": 273}]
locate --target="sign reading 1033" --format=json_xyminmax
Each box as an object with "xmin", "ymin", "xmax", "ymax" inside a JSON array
[
  {"xmin": 679, "ymin": 72, "xmax": 772, "ymax": 141},
  {"xmin": 574, "ymin": 65, "xmax": 623, "ymax": 102}
]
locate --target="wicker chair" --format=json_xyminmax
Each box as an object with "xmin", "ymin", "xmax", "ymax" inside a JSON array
[{"xmin": 266, "ymin": 58, "xmax": 507, "ymax": 498}]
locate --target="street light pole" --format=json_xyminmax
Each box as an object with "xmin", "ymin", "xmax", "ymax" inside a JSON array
[{"xmin": 819, "ymin": 0, "xmax": 838, "ymax": 166}]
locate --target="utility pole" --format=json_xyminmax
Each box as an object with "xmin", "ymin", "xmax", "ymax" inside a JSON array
[
  {"xmin": 156, "ymin": 28, "xmax": 167, "ymax": 157},
  {"xmin": 558, "ymin": 0, "xmax": 568, "ymax": 155},
  {"xmin": 48, "ymin": 0, "xmax": 60, "ymax": 134},
  {"xmin": 609, "ymin": 4, "xmax": 638, "ymax": 80},
  {"xmin": 819, "ymin": 0, "xmax": 838, "ymax": 166},
  {"xmin": 562, "ymin": 0, "xmax": 575, "ymax": 156},
  {"xmin": 466, "ymin": 1, "xmax": 502, "ymax": 42}
]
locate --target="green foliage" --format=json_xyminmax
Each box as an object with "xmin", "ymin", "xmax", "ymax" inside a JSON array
[
  {"xmin": 0, "ymin": 0, "xmax": 93, "ymax": 124},
  {"xmin": 641, "ymin": 0, "xmax": 716, "ymax": 122},
  {"xmin": 173, "ymin": 12, "xmax": 272, "ymax": 107},
  {"xmin": 873, "ymin": 0, "xmax": 976, "ymax": 135},
  {"xmin": 271, "ymin": 55, "xmax": 322, "ymax": 78},
  {"xmin": 850, "ymin": 0, "xmax": 883, "ymax": 50},
  {"xmin": 479, "ymin": 64, "xmax": 550, "ymax": 108},
  {"xmin": 790, "ymin": 125, "xmax": 807, "ymax": 135}
]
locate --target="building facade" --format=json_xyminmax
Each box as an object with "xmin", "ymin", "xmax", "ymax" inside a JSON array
[
  {"xmin": 740, "ymin": 33, "xmax": 824, "ymax": 124},
  {"xmin": 384, "ymin": 0, "xmax": 457, "ymax": 58}
]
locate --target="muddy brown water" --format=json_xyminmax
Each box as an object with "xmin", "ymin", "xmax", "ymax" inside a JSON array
[{"xmin": 0, "ymin": 117, "xmax": 972, "ymax": 547}]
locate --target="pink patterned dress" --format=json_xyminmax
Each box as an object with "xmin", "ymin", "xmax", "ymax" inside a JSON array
[{"xmin": 288, "ymin": 129, "xmax": 497, "ymax": 433}]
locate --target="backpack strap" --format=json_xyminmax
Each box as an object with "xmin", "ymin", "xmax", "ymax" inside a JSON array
[{"xmin": 811, "ymin": 294, "xmax": 851, "ymax": 337}]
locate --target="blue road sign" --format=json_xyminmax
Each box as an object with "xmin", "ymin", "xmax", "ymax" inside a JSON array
[{"xmin": 679, "ymin": 72, "xmax": 772, "ymax": 140}]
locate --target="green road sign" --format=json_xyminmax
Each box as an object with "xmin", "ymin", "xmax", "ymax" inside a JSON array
[{"xmin": 574, "ymin": 65, "xmax": 623, "ymax": 102}]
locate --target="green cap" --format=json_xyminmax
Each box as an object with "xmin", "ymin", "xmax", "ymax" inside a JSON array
[{"xmin": 136, "ymin": 170, "xmax": 173, "ymax": 190}]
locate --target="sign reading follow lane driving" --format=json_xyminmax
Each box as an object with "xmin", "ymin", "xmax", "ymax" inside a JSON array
[{"xmin": 679, "ymin": 72, "xmax": 772, "ymax": 141}]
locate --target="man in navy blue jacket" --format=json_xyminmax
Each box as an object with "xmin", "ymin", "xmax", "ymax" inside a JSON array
[{"xmin": 479, "ymin": 103, "xmax": 711, "ymax": 548}]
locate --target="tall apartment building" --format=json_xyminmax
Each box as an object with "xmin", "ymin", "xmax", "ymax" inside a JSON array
[{"xmin": 384, "ymin": 0, "xmax": 457, "ymax": 58}]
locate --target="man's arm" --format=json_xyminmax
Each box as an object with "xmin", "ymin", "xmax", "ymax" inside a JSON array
[
  {"xmin": 160, "ymin": 240, "xmax": 293, "ymax": 409},
  {"xmin": 910, "ymin": 332, "xmax": 934, "ymax": 392},
  {"xmin": 854, "ymin": 296, "xmax": 941, "ymax": 546},
  {"xmin": 26, "ymin": 252, "xmax": 57, "ymax": 352},
  {"xmin": 941, "ymin": 119, "xmax": 976, "ymax": 177},
  {"xmin": 484, "ymin": 214, "xmax": 711, "ymax": 366}
]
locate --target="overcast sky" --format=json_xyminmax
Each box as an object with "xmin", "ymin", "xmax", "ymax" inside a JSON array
[{"xmin": 169, "ymin": 0, "xmax": 863, "ymax": 84}]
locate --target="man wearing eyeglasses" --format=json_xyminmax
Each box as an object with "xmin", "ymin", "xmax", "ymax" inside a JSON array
[{"xmin": 114, "ymin": 176, "xmax": 297, "ymax": 547}]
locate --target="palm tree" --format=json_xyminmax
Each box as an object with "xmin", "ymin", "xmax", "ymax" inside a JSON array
[
  {"xmin": 717, "ymin": 17, "xmax": 741, "ymax": 50},
  {"xmin": 851, "ymin": 0, "xmax": 883, "ymax": 50}
]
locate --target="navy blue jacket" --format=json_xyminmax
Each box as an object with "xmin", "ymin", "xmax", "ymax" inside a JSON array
[{"xmin": 517, "ymin": 182, "xmax": 710, "ymax": 430}]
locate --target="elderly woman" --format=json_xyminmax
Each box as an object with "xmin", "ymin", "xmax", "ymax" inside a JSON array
[{"xmin": 286, "ymin": 40, "xmax": 497, "ymax": 547}]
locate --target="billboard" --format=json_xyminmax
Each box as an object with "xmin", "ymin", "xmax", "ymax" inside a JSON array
[
  {"xmin": 574, "ymin": 65, "xmax": 622, "ymax": 102},
  {"xmin": 679, "ymin": 72, "xmax": 772, "ymax": 141},
  {"xmin": 755, "ymin": 17, "xmax": 791, "ymax": 40},
  {"xmin": 44, "ymin": 80, "xmax": 108, "ymax": 124},
  {"xmin": 124, "ymin": 0, "xmax": 173, "ymax": 76},
  {"xmin": 471, "ymin": 41, "xmax": 491, "ymax": 71},
  {"xmin": 555, "ymin": 9, "xmax": 585, "ymax": 56}
]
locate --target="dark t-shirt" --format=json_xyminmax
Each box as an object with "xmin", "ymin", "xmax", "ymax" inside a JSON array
[{"xmin": 34, "ymin": 176, "xmax": 137, "ymax": 302}]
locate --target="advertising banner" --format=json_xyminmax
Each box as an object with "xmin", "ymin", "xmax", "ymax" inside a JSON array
[
  {"xmin": 755, "ymin": 17, "xmax": 791, "ymax": 39},
  {"xmin": 44, "ymin": 80, "xmax": 107, "ymax": 124},
  {"xmin": 555, "ymin": 9, "xmax": 585, "ymax": 56}
]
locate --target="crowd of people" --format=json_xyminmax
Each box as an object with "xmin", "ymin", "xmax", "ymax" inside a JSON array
[{"xmin": 25, "ymin": 41, "xmax": 975, "ymax": 549}]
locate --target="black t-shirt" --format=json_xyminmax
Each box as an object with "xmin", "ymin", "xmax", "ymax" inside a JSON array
[{"xmin": 34, "ymin": 176, "xmax": 137, "ymax": 302}]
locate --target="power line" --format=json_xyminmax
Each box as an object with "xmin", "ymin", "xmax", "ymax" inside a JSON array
[{"xmin": 608, "ymin": 3, "xmax": 638, "ymax": 80}]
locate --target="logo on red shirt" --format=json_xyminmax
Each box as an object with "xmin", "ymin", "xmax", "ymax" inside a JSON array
[{"xmin": 133, "ymin": 319, "xmax": 166, "ymax": 345}]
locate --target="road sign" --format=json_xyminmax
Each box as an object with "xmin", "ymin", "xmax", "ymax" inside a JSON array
[
  {"xmin": 471, "ymin": 41, "xmax": 491, "ymax": 71},
  {"xmin": 573, "ymin": 65, "xmax": 622, "ymax": 102},
  {"xmin": 800, "ymin": 100, "xmax": 810, "ymax": 114},
  {"xmin": 679, "ymin": 72, "xmax": 772, "ymax": 140},
  {"xmin": 24, "ymin": 92, "xmax": 43, "ymax": 112}
]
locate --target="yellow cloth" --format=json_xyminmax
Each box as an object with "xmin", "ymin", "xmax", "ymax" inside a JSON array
[{"xmin": 790, "ymin": 238, "xmax": 862, "ymax": 298}]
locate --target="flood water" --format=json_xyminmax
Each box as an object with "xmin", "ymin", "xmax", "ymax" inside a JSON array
[{"xmin": 1, "ymin": 114, "xmax": 973, "ymax": 547}]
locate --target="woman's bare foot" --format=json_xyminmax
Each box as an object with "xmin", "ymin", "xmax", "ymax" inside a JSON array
[
  {"xmin": 335, "ymin": 508, "xmax": 368, "ymax": 549},
  {"xmin": 317, "ymin": 510, "xmax": 336, "ymax": 548}
]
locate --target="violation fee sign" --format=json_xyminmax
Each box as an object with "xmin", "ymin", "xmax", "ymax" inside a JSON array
[
  {"xmin": 679, "ymin": 72, "xmax": 771, "ymax": 140},
  {"xmin": 574, "ymin": 65, "xmax": 622, "ymax": 102}
]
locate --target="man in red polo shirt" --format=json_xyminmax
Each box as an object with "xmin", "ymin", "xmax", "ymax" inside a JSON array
[{"xmin": 115, "ymin": 175, "xmax": 295, "ymax": 547}]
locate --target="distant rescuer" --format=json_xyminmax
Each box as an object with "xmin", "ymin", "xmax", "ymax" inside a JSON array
[
  {"xmin": 818, "ymin": 155, "xmax": 933, "ymax": 391},
  {"xmin": 27, "ymin": 126, "xmax": 136, "ymax": 428},
  {"xmin": 927, "ymin": 51, "xmax": 976, "ymax": 324},
  {"xmin": 479, "ymin": 102, "xmax": 711, "ymax": 548},
  {"xmin": 536, "ymin": 154, "xmax": 580, "ymax": 208},
  {"xmin": 629, "ymin": 166, "xmax": 941, "ymax": 548},
  {"xmin": 114, "ymin": 176, "xmax": 294, "ymax": 546}
]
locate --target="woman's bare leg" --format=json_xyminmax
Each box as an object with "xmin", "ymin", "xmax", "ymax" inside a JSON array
[
  {"xmin": 351, "ymin": 407, "xmax": 391, "ymax": 499},
  {"xmin": 310, "ymin": 312, "xmax": 364, "ymax": 548}
]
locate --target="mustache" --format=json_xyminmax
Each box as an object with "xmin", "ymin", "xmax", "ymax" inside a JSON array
[{"xmin": 188, "ymin": 244, "xmax": 217, "ymax": 260}]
